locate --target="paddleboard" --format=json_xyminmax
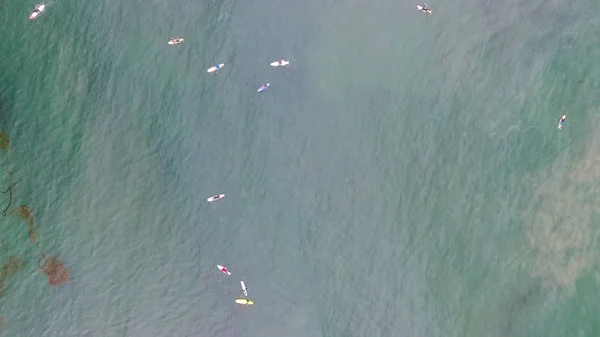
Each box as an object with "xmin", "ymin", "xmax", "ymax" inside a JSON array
[
  {"xmin": 29, "ymin": 4, "xmax": 45, "ymax": 20},
  {"xmin": 236, "ymin": 298, "xmax": 254, "ymax": 305},
  {"xmin": 241, "ymin": 281, "xmax": 248, "ymax": 296},
  {"xmin": 257, "ymin": 82, "xmax": 270, "ymax": 93},
  {"xmin": 168, "ymin": 38, "xmax": 184, "ymax": 45},
  {"xmin": 217, "ymin": 265, "xmax": 231, "ymax": 275},
  {"xmin": 207, "ymin": 193, "xmax": 225, "ymax": 202},
  {"xmin": 207, "ymin": 63, "xmax": 225, "ymax": 73},
  {"xmin": 270, "ymin": 60, "xmax": 290, "ymax": 67}
]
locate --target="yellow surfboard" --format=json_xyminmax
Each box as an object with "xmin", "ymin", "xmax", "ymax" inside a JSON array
[{"xmin": 235, "ymin": 298, "xmax": 254, "ymax": 305}]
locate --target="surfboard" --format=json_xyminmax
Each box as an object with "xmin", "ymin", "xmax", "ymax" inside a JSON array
[
  {"xmin": 257, "ymin": 82, "xmax": 270, "ymax": 93},
  {"xmin": 417, "ymin": 4, "xmax": 432, "ymax": 13},
  {"xmin": 168, "ymin": 38, "xmax": 184, "ymax": 45},
  {"xmin": 217, "ymin": 265, "xmax": 231, "ymax": 275},
  {"xmin": 241, "ymin": 281, "xmax": 248, "ymax": 296},
  {"xmin": 235, "ymin": 298, "xmax": 254, "ymax": 305},
  {"xmin": 29, "ymin": 4, "xmax": 45, "ymax": 20},
  {"xmin": 558, "ymin": 115, "xmax": 567, "ymax": 130},
  {"xmin": 207, "ymin": 194, "xmax": 225, "ymax": 202},
  {"xmin": 207, "ymin": 63, "xmax": 225, "ymax": 73},
  {"xmin": 270, "ymin": 60, "xmax": 290, "ymax": 67}
]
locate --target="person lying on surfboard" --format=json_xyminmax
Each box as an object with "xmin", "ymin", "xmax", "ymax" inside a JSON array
[
  {"xmin": 241, "ymin": 281, "xmax": 248, "ymax": 296},
  {"xmin": 29, "ymin": 4, "xmax": 46, "ymax": 20},
  {"xmin": 558, "ymin": 115, "xmax": 567, "ymax": 130},
  {"xmin": 417, "ymin": 4, "xmax": 433, "ymax": 14},
  {"xmin": 217, "ymin": 265, "xmax": 231, "ymax": 275}
]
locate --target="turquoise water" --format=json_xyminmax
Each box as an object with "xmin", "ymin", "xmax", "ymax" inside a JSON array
[{"xmin": 1, "ymin": 0, "xmax": 600, "ymax": 335}]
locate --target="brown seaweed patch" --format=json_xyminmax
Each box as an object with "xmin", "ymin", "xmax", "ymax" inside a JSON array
[
  {"xmin": 18, "ymin": 205, "xmax": 32, "ymax": 221},
  {"xmin": 40, "ymin": 255, "xmax": 69, "ymax": 286},
  {"xmin": 2, "ymin": 256, "xmax": 23, "ymax": 278},
  {"xmin": 8, "ymin": 205, "xmax": 37, "ymax": 243},
  {"xmin": 0, "ymin": 128, "xmax": 9, "ymax": 149},
  {"xmin": 0, "ymin": 256, "xmax": 23, "ymax": 297}
]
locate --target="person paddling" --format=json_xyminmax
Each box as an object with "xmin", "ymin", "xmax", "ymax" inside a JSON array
[
  {"xmin": 558, "ymin": 115, "xmax": 567, "ymax": 130},
  {"xmin": 417, "ymin": 4, "xmax": 433, "ymax": 14}
]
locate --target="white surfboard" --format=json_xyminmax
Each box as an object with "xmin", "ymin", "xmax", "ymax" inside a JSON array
[
  {"xmin": 257, "ymin": 82, "xmax": 270, "ymax": 93},
  {"xmin": 29, "ymin": 4, "xmax": 45, "ymax": 20},
  {"xmin": 168, "ymin": 38, "xmax": 184, "ymax": 45},
  {"xmin": 207, "ymin": 63, "xmax": 225, "ymax": 73},
  {"xmin": 558, "ymin": 115, "xmax": 567, "ymax": 130},
  {"xmin": 270, "ymin": 59, "xmax": 290, "ymax": 67},
  {"xmin": 240, "ymin": 281, "xmax": 248, "ymax": 296},
  {"xmin": 217, "ymin": 265, "xmax": 231, "ymax": 275},
  {"xmin": 417, "ymin": 4, "xmax": 432, "ymax": 13},
  {"xmin": 207, "ymin": 193, "xmax": 225, "ymax": 202}
]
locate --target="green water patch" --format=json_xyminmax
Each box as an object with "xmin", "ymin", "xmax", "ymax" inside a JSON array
[{"xmin": 456, "ymin": 272, "xmax": 548, "ymax": 337}]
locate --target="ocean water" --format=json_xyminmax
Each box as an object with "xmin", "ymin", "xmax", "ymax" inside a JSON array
[{"xmin": 1, "ymin": 0, "xmax": 600, "ymax": 336}]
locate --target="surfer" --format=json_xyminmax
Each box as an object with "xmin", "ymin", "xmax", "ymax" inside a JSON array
[
  {"xmin": 217, "ymin": 265, "xmax": 231, "ymax": 275},
  {"xmin": 207, "ymin": 64, "xmax": 225, "ymax": 73},
  {"xmin": 558, "ymin": 115, "xmax": 567, "ymax": 130},
  {"xmin": 29, "ymin": 4, "xmax": 45, "ymax": 20},
  {"xmin": 257, "ymin": 82, "xmax": 270, "ymax": 93},
  {"xmin": 241, "ymin": 281, "xmax": 248, "ymax": 297},
  {"xmin": 168, "ymin": 38, "xmax": 184, "ymax": 45},
  {"xmin": 417, "ymin": 4, "xmax": 432, "ymax": 14},
  {"xmin": 207, "ymin": 193, "xmax": 225, "ymax": 202},
  {"xmin": 271, "ymin": 59, "xmax": 290, "ymax": 67}
]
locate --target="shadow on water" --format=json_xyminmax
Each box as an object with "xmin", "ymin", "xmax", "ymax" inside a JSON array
[
  {"xmin": 499, "ymin": 281, "xmax": 544, "ymax": 336},
  {"xmin": 461, "ymin": 273, "xmax": 548, "ymax": 337}
]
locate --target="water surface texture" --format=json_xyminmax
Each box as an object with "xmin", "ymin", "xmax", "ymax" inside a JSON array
[{"xmin": 1, "ymin": 0, "xmax": 599, "ymax": 336}]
